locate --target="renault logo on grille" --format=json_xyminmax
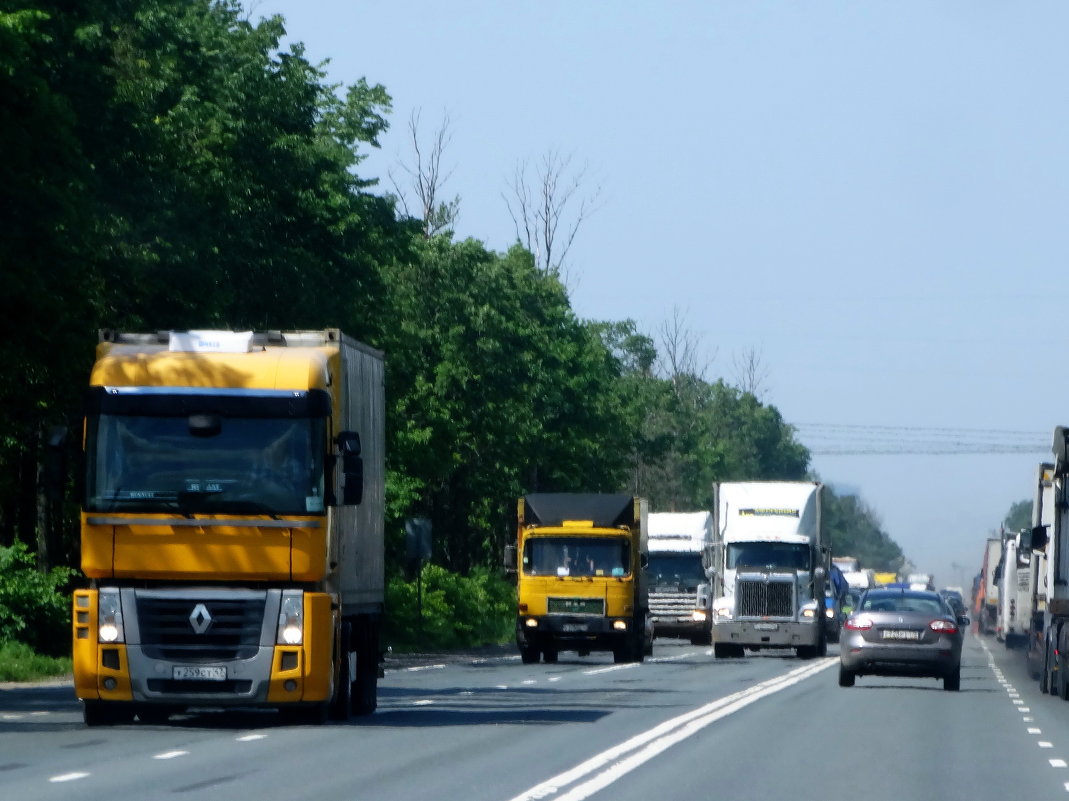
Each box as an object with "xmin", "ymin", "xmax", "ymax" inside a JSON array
[{"xmin": 189, "ymin": 603, "xmax": 213, "ymax": 634}]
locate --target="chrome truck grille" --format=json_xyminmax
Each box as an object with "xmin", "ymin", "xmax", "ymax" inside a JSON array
[
  {"xmin": 136, "ymin": 592, "xmax": 267, "ymax": 661},
  {"xmin": 649, "ymin": 591, "xmax": 697, "ymax": 618},
  {"xmin": 736, "ymin": 578, "xmax": 794, "ymax": 618}
]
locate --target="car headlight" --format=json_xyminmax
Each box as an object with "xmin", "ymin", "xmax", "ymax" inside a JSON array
[{"xmin": 824, "ymin": 608, "xmax": 835, "ymax": 619}]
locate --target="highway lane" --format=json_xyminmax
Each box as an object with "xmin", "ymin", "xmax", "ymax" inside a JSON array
[{"xmin": 0, "ymin": 635, "xmax": 1057, "ymax": 801}]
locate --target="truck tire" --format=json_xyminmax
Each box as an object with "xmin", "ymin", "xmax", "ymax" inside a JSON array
[
  {"xmin": 351, "ymin": 620, "xmax": 379, "ymax": 716},
  {"xmin": 520, "ymin": 645, "xmax": 540, "ymax": 664},
  {"xmin": 542, "ymin": 649, "xmax": 558, "ymax": 663},
  {"xmin": 713, "ymin": 643, "xmax": 739, "ymax": 659},
  {"xmin": 83, "ymin": 701, "xmax": 133, "ymax": 727},
  {"xmin": 329, "ymin": 622, "xmax": 352, "ymax": 721}
]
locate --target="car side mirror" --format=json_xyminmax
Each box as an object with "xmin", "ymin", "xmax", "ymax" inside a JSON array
[{"xmin": 958, "ymin": 615, "xmax": 970, "ymax": 627}]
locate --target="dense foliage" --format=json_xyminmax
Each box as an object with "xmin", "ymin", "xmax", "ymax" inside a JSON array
[
  {"xmin": 0, "ymin": 543, "xmax": 74, "ymax": 656},
  {"xmin": 0, "ymin": 0, "xmax": 902, "ymax": 651}
]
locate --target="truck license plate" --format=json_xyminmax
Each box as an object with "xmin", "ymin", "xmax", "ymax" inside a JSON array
[
  {"xmin": 754, "ymin": 622, "xmax": 779, "ymax": 631},
  {"xmin": 881, "ymin": 629, "xmax": 920, "ymax": 641},
  {"xmin": 562, "ymin": 623, "xmax": 588, "ymax": 632},
  {"xmin": 173, "ymin": 665, "xmax": 227, "ymax": 681}
]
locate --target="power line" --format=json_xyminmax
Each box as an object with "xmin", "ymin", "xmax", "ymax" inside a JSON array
[{"xmin": 792, "ymin": 422, "xmax": 1050, "ymax": 456}]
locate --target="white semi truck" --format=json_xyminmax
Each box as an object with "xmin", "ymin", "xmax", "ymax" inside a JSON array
[
  {"xmin": 995, "ymin": 530, "xmax": 1032, "ymax": 648},
  {"xmin": 647, "ymin": 512, "xmax": 714, "ymax": 645},
  {"xmin": 707, "ymin": 481, "xmax": 828, "ymax": 659}
]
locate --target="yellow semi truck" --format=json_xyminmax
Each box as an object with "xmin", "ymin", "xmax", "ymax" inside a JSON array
[
  {"xmin": 507, "ymin": 493, "xmax": 652, "ymax": 664},
  {"xmin": 72, "ymin": 329, "xmax": 384, "ymax": 726}
]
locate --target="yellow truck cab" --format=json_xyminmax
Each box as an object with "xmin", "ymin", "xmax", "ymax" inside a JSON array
[
  {"xmin": 508, "ymin": 493, "xmax": 651, "ymax": 664},
  {"xmin": 73, "ymin": 330, "xmax": 384, "ymax": 726}
]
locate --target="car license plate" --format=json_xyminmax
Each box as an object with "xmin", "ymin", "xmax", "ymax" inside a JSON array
[
  {"xmin": 562, "ymin": 623, "xmax": 588, "ymax": 632},
  {"xmin": 754, "ymin": 622, "xmax": 779, "ymax": 631},
  {"xmin": 881, "ymin": 629, "xmax": 920, "ymax": 641},
  {"xmin": 173, "ymin": 665, "xmax": 226, "ymax": 681}
]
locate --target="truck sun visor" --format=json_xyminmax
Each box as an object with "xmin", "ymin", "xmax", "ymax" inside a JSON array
[{"xmin": 84, "ymin": 386, "xmax": 332, "ymax": 418}]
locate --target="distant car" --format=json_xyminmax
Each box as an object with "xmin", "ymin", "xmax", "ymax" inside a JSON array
[
  {"xmin": 939, "ymin": 589, "xmax": 966, "ymax": 617},
  {"xmin": 839, "ymin": 588, "xmax": 968, "ymax": 691}
]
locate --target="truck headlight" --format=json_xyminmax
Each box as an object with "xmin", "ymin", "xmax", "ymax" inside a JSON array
[
  {"xmin": 613, "ymin": 620, "xmax": 628, "ymax": 631},
  {"xmin": 800, "ymin": 602, "xmax": 819, "ymax": 621},
  {"xmin": 713, "ymin": 600, "xmax": 733, "ymax": 620},
  {"xmin": 98, "ymin": 588, "xmax": 124, "ymax": 643},
  {"xmin": 277, "ymin": 590, "xmax": 304, "ymax": 645},
  {"xmin": 824, "ymin": 608, "xmax": 835, "ymax": 619},
  {"xmin": 692, "ymin": 610, "xmax": 708, "ymax": 622}
]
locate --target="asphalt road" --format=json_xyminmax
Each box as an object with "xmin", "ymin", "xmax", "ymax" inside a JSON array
[{"xmin": 1, "ymin": 633, "xmax": 1066, "ymax": 801}]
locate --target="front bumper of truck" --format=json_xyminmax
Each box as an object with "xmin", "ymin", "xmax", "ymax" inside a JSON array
[
  {"xmin": 711, "ymin": 619, "xmax": 819, "ymax": 648},
  {"xmin": 516, "ymin": 614, "xmax": 632, "ymax": 651}
]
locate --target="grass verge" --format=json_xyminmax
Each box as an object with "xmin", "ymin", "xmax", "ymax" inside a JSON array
[{"xmin": 0, "ymin": 641, "xmax": 72, "ymax": 682}]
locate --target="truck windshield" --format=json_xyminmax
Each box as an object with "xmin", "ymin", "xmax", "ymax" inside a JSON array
[
  {"xmin": 523, "ymin": 537, "xmax": 630, "ymax": 577},
  {"xmin": 648, "ymin": 554, "xmax": 705, "ymax": 585},
  {"xmin": 727, "ymin": 542, "xmax": 810, "ymax": 571},
  {"xmin": 85, "ymin": 414, "xmax": 326, "ymax": 516}
]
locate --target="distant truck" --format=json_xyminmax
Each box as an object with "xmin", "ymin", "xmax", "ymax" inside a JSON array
[
  {"xmin": 995, "ymin": 530, "xmax": 1032, "ymax": 648},
  {"xmin": 977, "ymin": 537, "xmax": 1002, "ymax": 635},
  {"xmin": 707, "ymin": 481, "xmax": 828, "ymax": 659},
  {"xmin": 906, "ymin": 573, "xmax": 935, "ymax": 591},
  {"xmin": 507, "ymin": 493, "xmax": 652, "ymax": 664},
  {"xmin": 1041, "ymin": 430, "xmax": 1069, "ymax": 699},
  {"xmin": 1028, "ymin": 463, "xmax": 1053, "ymax": 683},
  {"xmin": 832, "ymin": 556, "xmax": 860, "ymax": 573},
  {"xmin": 873, "ymin": 571, "xmax": 899, "ymax": 586},
  {"xmin": 647, "ymin": 512, "xmax": 714, "ymax": 645},
  {"xmin": 73, "ymin": 330, "xmax": 385, "ymax": 725}
]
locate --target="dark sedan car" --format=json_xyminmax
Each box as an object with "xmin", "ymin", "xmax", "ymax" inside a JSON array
[{"xmin": 839, "ymin": 588, "xmax": 968, "ymax": 691}]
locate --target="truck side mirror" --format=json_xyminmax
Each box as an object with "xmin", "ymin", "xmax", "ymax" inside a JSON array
[
  {"xmin": 504, "ymin": 544, "xmax": 517, "ymax": 574},
  {"xmin": 336, "ymin": 431, "xmax": 363, "ymax": 505}
]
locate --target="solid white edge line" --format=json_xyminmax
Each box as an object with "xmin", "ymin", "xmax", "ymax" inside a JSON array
[
  {"xmin": 49, "ymin": 772, "xmax": 90, "ymax": 783},
  {"xmin": 504, "ymin": 657, "xmax": 835, "ymax": 801}
]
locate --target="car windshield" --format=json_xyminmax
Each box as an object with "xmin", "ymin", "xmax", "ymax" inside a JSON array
[
  {"xmin": 85, "ymin": 414, "xmax": 326, "ymax": 516},
  {"xmin": 523, "ymin": 537, "xmax": 631, "ymax": 577},
  {"xmin": 860, "ymin": 594, "xmax": 944, "ymax": 615}
]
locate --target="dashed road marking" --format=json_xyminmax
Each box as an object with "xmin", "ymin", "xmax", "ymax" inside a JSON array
[
  {"xmin": 1052, "ymin": 759, "xmax": 1067, "ymax": 768},
  {"xmin": 153, "ymin": 751, "xmax": 188, "ymax": 760},
  {"xmin": 236, "ymin": 734, "xmax": 267, "ymax": 742},
  {"xmin": 1041, "ymin": 742, "xmax": 1054, "ymax": 749},
  {"xmin": 413, "ymin": 699, "xmax": 434, "ymax": 706},
  {"xmin": 50, "ymin": 772, "xmax": 89, "ymax": 783}
]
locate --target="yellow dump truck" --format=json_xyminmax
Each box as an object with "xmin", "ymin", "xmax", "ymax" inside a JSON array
[
  {"xmin": 507, "ymin": 493, "xmax": 652, "ymax": 664},
  {"xmin": 73, "ymin": 330, "xmax": 384, "ymax": 726}
]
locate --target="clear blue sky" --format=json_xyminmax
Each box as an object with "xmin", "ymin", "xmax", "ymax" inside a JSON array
[{"xmin": 252, "ymin": 1, "xmax": 1069, "ymax": 589}]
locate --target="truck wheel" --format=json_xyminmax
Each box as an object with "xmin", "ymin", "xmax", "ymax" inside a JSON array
[
  {"xmin": 520, "ymin": 646, "xmax": 540, "ymax": 664},
  {"xmin": 542, "ymin": 649, "xmax": 558, "ymax": 664},
  {"xmin": 838, "ymin": 665, "xmax": 855, "ymax": 687},
  {"xmin": 83, "ymin": 701, "xmax": 132, "ymax": 727},
  {"xmin": 351, "ymin": 623, "xmax": 379, "ymax": 716},
  {"xmin": 817, "ymin": 633, "xmax": 828, "ymax": 657},
  {"xmin": 330, "ymin": 622, "xmax": 352, "ymax": 721},
  {"xmin": 713, "ymin": 643, "xmax": 735, "ymax": 659}
]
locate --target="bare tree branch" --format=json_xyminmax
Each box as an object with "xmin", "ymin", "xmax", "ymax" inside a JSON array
[
  {"xmin": 503, "ymin": 149, "xmax": 602, "ymax": 283},
  {"xmin": 388, "ymin": 108, "xmax": 460, "ymax": 237},
  {"xmin": 657, "ymin": 306, "xmax": 712, "ymax": 385},
  {"xmin": 732, "ymin": 346, "xmax": 770, "ymax": 399}
]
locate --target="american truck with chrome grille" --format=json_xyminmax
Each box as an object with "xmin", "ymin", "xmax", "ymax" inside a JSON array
[
  {"xmin": 505, "ymin": 494, "xmax": 652, "ymax": 664},
  {"xmin": 72, "ymin": 330, "xmax": 384, "ymax": 726},
  {"xmin": 706, "ymin": 481, "xmax": 829, "ymax": 659}
]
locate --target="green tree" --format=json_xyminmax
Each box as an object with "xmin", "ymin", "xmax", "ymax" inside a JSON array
[{"xmin": 1004, "ymin": 499, "xmax": 1032, "ymax": 533}]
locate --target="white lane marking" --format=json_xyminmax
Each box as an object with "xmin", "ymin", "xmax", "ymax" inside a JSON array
[
  {"xmin": 1020, "ymin": 707, "xmax": 1031, "ymax": 712},
  {"xmin": 1014, "ymin": 700, "xmax": 1025, "ymax": 706},
  {"xmin": 413, "ymin": 699, "xmax": 434, "ymax": 706},
  {"xmin": 458, "ymin": 691, "xmax": 474, "ymax": 696},
  {"xmin": 1025, "ymin": 717, "xmax": 1035, "ymax": 722},
  {"xmin": 236, "ymin": 734, "xmax": 267, "ymax": 742},
  {"xmin": 582, "ymin": 664, "xmax": 638, "ymax": 676},
  {"xmin": 406, "ymin": 664, "xmax": 446, "ymax": 672},
  {"xmin": 50, "ymin": 772, "xmax": 90, "ymax": 783},
  {"xmin": 549, "ymin": 677, "xmax": 562, "ymax": 683},
  {"xmin": 1, "ymin": 713, "xmax": 25, "ymax": 720},
  {"xmin": 1040, "ymin": 742, "xmax": 1054, "ymax": 748},
  {"xmin": 30, "ymin": 711, "xmax": 49, "ymax": 716},
  {"xmin": 473, "ymin": 656, "xmax": 521, "ymax": 664},
  {"xmin": 497, "ymin": 685, "xmax": 509, "ymax": 690},
  {"xmin": 648, "ymin": 653, "xmax": 696, "ymax": 663},
  {"xmin": 1063, "ymin": 781, "xmax": 1069, "ymax": 791},
  {"xmin": 1052, "ymin": 759, "xmax": 1068, "ymax": 768},
  {"xmin": 522, "ymin": 680, "xmax": 538, "ymax": 685},
  {"xmin": 153, "ymin": 751, "xmax": 189, "ymax": 760},
  {"xmin": 1029, "ymin": 728, "xmax": 1043, "ymax": 734},
  {"xmin": 505, "ymin": 658, "xmax": 835, "ymax": 801}
]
